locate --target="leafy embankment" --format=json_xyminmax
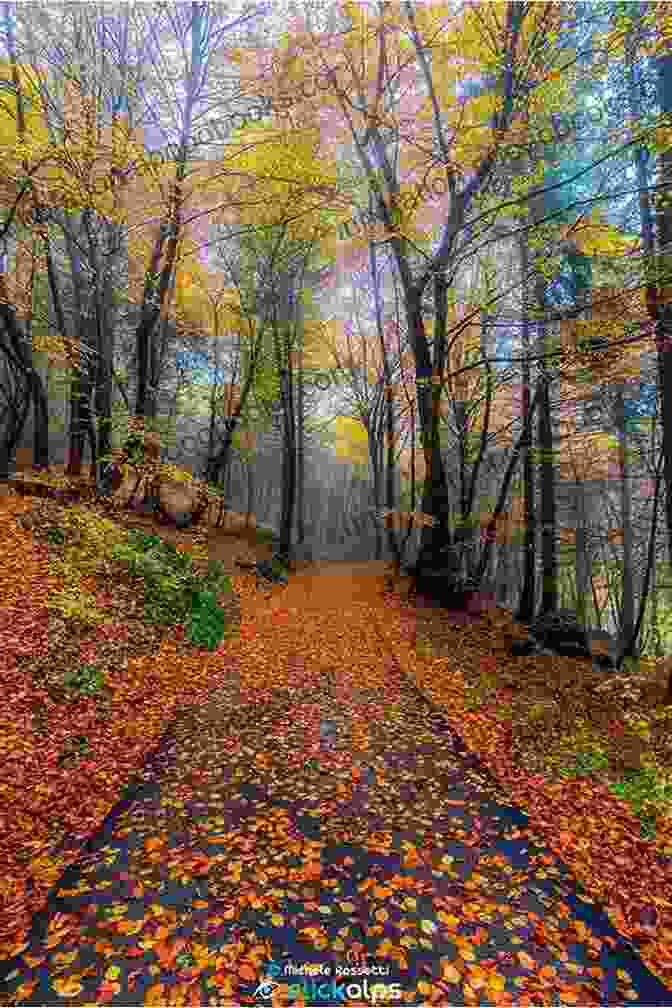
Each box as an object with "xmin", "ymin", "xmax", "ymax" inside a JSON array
[
  {"xmin": 0, "ymin": 488, "xmax": 244, "ymax": 952},
  {"xmin": 375, "ymin": 589, "xmax": 672, "ymax": 988}
]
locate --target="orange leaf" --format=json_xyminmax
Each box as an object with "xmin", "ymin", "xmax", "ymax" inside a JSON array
[
  {"xmin": 373, "ymin": 885, "xmax": 393, "ymax": 899},
  {"xmin": 144, "ymin": 982, "xmax": 165, "ymax": 1006},
  {"xmin": 52, "ymin": 976, "xmax": 83, "ymax": 998},
  {"xmin": 188, "ymin": 985, "xmax": 203, "ymax": 1005},
  {"xmin": 238, "ymin": 963, "xmax": 257, "ymax": 982},
  {"xmin": 458, "ymin": 941, "xmax": 476, "ymax": 962},
  {"xmin": 441, "ymin": 962, "xmax": 462, "ymax": 984},
  {"xmin": 145, "ymin": 837, "xmax": 165, "ymax": 853}
]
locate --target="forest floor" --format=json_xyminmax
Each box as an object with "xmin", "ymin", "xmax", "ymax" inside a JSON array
[{"xmin": 1, "ymin": 480, "xmax": 672, "ymax": 1005}]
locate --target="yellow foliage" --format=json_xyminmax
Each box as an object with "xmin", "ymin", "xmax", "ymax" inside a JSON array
[
  {"xmin": 0, "ymin": 61, "xmax": 50, "ymax": 149},
  {"xmin": 572, "ymin": 210, "xmax": 639, "ymax": 257},
  {"xmin": 334, "ymin": 416, "xmax": 369, "ymax": 465},
  {"xmin": 48, "ymin": 587, "xmax": 108, "ymax": 627},
  {"xmin": 221, "ymin": 123, "xmax": 339, "ymax": 241}
]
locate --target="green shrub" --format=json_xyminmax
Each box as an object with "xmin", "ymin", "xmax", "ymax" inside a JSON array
[
  {"xmin": 201, "ymin": 560, "xmax": 231, "ymax": 596},
  {"xmin": 62, "ymin": 665, "xmax": 105, "ymax": 696},
  {"xmin": 610, "ymin": 765, "xmax": 672, "ymax": 837},
  {"xmin": 271, "ymin": 555, "xmax": 289, "ymax": 578},
  {"xmin": 110, "ymin": 529, "xmax": 233, "ymax": 634},
  {"xmin": 125, "ymin": 528, "xmax": 164, "ymax": 552},
  {"xmin": 558, "ymin": 746, "xmax": 610, "ymax": 779},
  {"xmin": 187, "ymin": 589, "xmax": 228, "ymax": 651}
]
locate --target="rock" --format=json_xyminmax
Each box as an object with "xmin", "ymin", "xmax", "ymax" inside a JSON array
[
  {"xmin": 255, "ymin": 559, "xmax": 288, "ymax": 585},
  {"xmin": 412, "ymin": 569, "xmax": 486, "ymax": 613},
  {"xmin": 529, "ymin": 608, "xmax": 591, "ymax": 658},
  {"xmin": 320, "ymin": 718, "xmax": 338, "ymax": 749},
  {"xmin": 134, "ymin": 493, "xmax": 161, "ymax": 515},
  {"xmin": 509, "ymin": 639, "xmax": 539, "ymax": 657}
]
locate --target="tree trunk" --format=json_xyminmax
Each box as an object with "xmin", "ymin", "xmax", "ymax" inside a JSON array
[
  {"xmin": 573, "ymin": 483, "xmax": 591, "ymax": 629},
  {"xmin": 516, "ymin": 232, "xmax": 537, "ymax": 621},
  {"xmin": 0, "ymin": 356, "xmax": 31, "ymax": 479},
  {"xmin": 409, "ymin": 290, "xmax": 458, "ymax": 586},
  {"xmin": 614, "ymin": 384, "xmax": 638, "ymax": 657},
  {"xmin": 535, "ymin": 276, "xmax": 558, "ymax": 618},
  {"xmin": 652, "ymin": 9, "xmax": 672, "ymax": 566},
  {"xmin": 0, "ymin": 277, "xmax": 50, "ymax": 476},
  {"xmin": 369, "ymin": 227, "xmax": 400, "ymax": 568},
  {"xmin": 295, "ymin": 301, "xmax": 306, "ymax": 546},
  {"xmin": 276, "ymin": 365, "xmax": 296, "ymax": 564}
]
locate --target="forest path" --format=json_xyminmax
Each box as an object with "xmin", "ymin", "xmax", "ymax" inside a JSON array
[{"xmin": 1, "ymin": 554, "xmax": 670, "ymax": 1005}]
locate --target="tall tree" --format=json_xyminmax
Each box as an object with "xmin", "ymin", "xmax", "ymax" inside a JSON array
[{"xmin": 242, "ymin": 0, "xmax": 596, "ymax": 600}]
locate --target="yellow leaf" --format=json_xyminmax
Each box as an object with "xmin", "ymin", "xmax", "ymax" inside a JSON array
[
  {"xmin": 437, "ymin": 911, "xmax": 460, "ymax": 929},
  {"xmin": 52, "ymin": 951, "xmax": 78, "ymax": 967},
  {"xmin": 339, "ymin": 902, "xmax": 356, "ymax": 913},
  {"xmin": 105, "ymin": 965, "xmax": 121, "ymax": 981},
  {"xmin": 270, "ymin": 914, "xmax": 284, "ymax": 926},
  {"xmin": 402, "ymin": 897, "xmax": 417, "ymax": 910},
  {"xmin": 417, "ymin": 981, "xmax": 432, "ymax": 995},
  {"xmin": 52, "ymin": 977, "xmax": 84, "ymax": 998},
  {"xmin": 517, "ymin": 950, "xmax": 536, "ymax": 970},
  {"xmin": 116, "ymin": 919, "xmax": 144, "ymax": 935},
  {"xmin": 487, "ymin": 973, "xmax": 506, "ymax": 992}
]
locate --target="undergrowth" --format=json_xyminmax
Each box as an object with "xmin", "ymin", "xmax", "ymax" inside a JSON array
[
  {"xmin": 416, "ymin": 631, "xmax": 672, "ymax": 841},
  {"xmin": 109, "ymin": 527, "xmax": 232, "ymax": 647},
  {"xmin": 33, "ymin": 500, "xmax": 234, "ymax": 653}
]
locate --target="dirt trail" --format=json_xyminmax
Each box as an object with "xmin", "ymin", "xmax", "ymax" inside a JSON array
[{"xmin": 2, "ymin": 544, "xmax": 672, "ymax": 1005}]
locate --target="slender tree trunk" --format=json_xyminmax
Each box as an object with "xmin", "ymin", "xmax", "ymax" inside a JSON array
[
  {"xmin": 0, "ymin": 274, "xmax": 50, "ymax": 475},
  {"xmin": 0, "ymin": 356, "xmax": 31, "ymax": 479},
  {"xmin": 574, "ymin": 483, "xmax": 591, "ymax": 629},
  {"xmin": 295, "ymin": 303, "xmax": 306, "ymax": 546},
  {"xmin": 614, "ymin": 384, "xmax": 638, "ymax": 657},
  {"xmin": 274, "ymin": 268, "xmax": 297, "ymax": 565},
  {"xmin": 516, "ymin": 233, "xmax": 537, "ymax": 621},
  {"xmin": 276, "ymin": 366, "xmax": 296, "ymax": 563},
  {"xmin": 369, "ymin": 228, "xmax": 400, "ymax": 568},
  {"xmin": 535, "ymin": 276, "xmax": 558, "ymax": 618},
  {"xmin": 616, "ymin": 444, "xmax": 664, "ymax": 680},
  {"xmin": 656, "ymin": 47, "xmax": 672, "ymax": 566}
]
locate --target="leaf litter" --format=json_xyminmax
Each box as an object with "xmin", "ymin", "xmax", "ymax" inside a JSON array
[{"xmin": 0, "ymin": 493, "xmax": 671, "ymax": 1004}]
